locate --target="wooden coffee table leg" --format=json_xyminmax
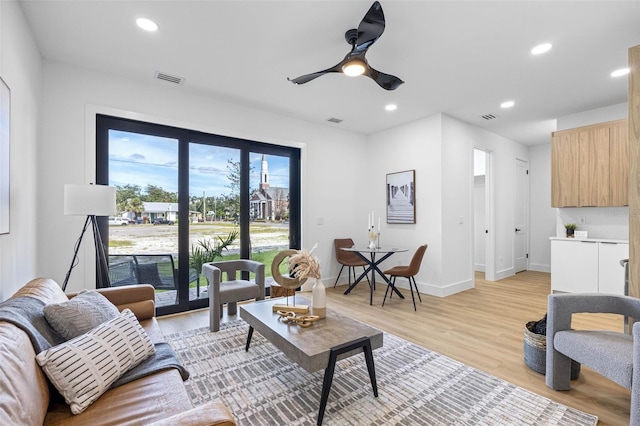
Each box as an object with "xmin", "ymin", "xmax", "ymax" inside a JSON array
[
  {"xmin": 245, "ymin": 326, "xmax": 254, "ymax": 352},
  {"xmin": 317, "ymin": 337, "xmax": 377, "ymax": 425}
]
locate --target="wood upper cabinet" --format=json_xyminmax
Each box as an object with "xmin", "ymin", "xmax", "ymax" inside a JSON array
[
  {"xmin": 551, "ymin": 119, "xmax": 628, "ymax": 207},
  {"xmin": 610, "ymin": 120, "xmax": 629, "ymax": 206},
  {"xmin": 579, "ymin": 126, "xmax": 610, "ymax": 206},
  {"xmin": 551, "ymin": 132, "xmax": 580, "ymax": 207}
]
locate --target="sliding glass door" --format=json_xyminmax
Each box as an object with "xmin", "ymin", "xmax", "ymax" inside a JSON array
[{"xmin": 96, "ymin": 115, "xmax": 300, "ymax": 315}]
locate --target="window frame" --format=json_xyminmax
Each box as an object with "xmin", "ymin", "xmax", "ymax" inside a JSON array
[{"xmin": 96, "ymin": 114, "xmax": 301, "ymax": 315}]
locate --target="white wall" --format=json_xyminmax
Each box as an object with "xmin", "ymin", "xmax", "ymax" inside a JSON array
[
  {"xmin": 366, "ymin": 113, "xmax": 528, "ymax": 297},
  {"xmin": 528, "ymin": 143, "xmax": 554, "ymax": 272},
  {"xmin": 37, "ymin": 60, "xmax": 368, "ymax": 293},
  {"xmin": 367, "ymin": 114, "xmax": 443, "ymax": 290},
  {"xmin": 0, "ymin": 0, "xmax": 42, "ymax": 300},
  {"xmin": 557, "ymin": 102, "xmax": 628, "ymax": 130},
  {"xmin": 442, "ymin": 115, "xmax": 529, "ymax": 281}
]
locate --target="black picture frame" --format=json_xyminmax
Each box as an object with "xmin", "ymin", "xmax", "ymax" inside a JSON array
[
  {"xmin": 386, "ymin": 170, "xmax": 415, "ymax": 224},
  {"xmin": 0, "ymin": 77, "xmax": 10, "ymax": 235}
]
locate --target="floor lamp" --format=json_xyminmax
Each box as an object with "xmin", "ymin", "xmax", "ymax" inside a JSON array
[{"xmin": 62, "ymin": 184, "xmax": 116, "ymax": 291}]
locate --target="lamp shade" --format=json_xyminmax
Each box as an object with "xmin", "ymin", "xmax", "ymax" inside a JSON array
[{"xmin": 64, "ymin": 184, "xmax": 116, "ymax": 216}]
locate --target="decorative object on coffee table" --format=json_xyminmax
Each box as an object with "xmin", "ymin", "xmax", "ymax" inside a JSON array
[
  {"xmin": 270, "ymin": 249, "xmax": 308, "ymax": 313},
  {"xmin": 276, "ymin": 310, "xmax": 320, "ymax": 327},
  {"xmin": 290, "ymin": 244, "xmax": 326, "ymax": 318}
]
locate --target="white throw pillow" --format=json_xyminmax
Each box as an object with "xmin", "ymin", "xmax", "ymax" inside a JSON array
[{"xmin": 36, "ymin": 309, "xmax": 155, "ymax": 414}]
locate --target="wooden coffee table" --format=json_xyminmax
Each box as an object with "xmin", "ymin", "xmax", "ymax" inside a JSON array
[{"xmin": 239, "ymin": 297, "xmax": 383, "ymax": 425}]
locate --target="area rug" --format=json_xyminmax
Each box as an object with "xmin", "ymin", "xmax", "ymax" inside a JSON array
[{"xmin": 164, "ymin": 320, "xmax": 598, "ymax": 426}]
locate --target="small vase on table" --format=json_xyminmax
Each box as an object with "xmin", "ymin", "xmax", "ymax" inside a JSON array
[
  {"xmin": 368, "ymin": 230, "xmax": 377, "ymax": 250},
  {"xmin": 311, "ymin": 278, "xmax": 326, "ymax": 318}
]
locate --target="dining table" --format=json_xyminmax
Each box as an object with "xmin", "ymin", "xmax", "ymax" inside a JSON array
[{"xmin": 340, "ymin": 246, "xmax": 408, "ymax": 305}]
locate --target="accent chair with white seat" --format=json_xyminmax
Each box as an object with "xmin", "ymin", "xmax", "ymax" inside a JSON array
[
  {"xmin": 546, "ymin": 293, "xmax": 640, "ymax": 425},
  {"xmin": 202, "ymin": 259, "xmax": 265, "ymax": 332}
]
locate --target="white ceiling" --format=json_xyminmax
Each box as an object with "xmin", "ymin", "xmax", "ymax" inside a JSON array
[{"xmin": 18, "ymin": 0, "xmax": 640, "ymax": 145}]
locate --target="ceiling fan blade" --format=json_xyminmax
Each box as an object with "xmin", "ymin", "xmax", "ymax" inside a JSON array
[
  {"xmin": 287, "ymin": 64, "xmax": 342, "ymax": 85},
  {"xmin": 355, "ymin": 1, "xmax": 385, "ymax": 53},
  {"xmin": 366, "ymin": 66, "xmax": 404, "ymax": 91}
]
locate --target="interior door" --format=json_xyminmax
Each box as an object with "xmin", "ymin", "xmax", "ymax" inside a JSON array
[{"xmin": 514, "ymin": 159, "xmax": 529, "ymax": 273}]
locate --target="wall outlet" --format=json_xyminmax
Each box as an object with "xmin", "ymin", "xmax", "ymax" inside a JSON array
[{"xmin": 579, "ymin": 216, "xmax": 586, "ymax": 225}]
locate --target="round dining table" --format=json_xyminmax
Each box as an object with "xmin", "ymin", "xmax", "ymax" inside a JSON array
[{"xmin": 340, "ymin": 246, "xmax": 408, "ymax": 305}]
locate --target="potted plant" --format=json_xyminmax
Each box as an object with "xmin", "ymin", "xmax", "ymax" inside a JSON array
[{"xmin": 564, "ymin": 223, "xmax": 577, "ymax": 238}]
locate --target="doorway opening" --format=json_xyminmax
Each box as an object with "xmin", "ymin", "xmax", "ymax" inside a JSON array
[
  {"xmin": 514, "ymin": 158, "xmax": 530, "ymax": 273},
  {"xmin": 473, "ymin": 148, "xmax": 495, "ymax": 281}
]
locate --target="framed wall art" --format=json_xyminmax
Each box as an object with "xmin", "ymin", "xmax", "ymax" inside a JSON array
[
  {"xmin": 386, "ymin": 169, "xmax": 415, "ymax": 224},
  {"xmin": 0, "ymin": 77, "xmax": 10, "ymax": 235}
]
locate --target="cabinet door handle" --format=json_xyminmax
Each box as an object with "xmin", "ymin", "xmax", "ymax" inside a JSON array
[
  {"xmin": 601, "ymin": 242, "xmax": 618, "ymax": 245},
  {"xmin": 580, "ymin": 241, "xmax": 597, "ymax": 243}
]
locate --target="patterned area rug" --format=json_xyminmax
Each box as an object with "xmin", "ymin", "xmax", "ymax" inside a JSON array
[{"xmin": 164, "ymin": 320, "xmax": 598, "ymax": 426}]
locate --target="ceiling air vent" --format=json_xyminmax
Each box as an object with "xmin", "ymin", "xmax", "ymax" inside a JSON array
[
  {"xmin": 481, "ymin": 113, "xmax": 498, "ymax": 121},
  {"xmin": 327, "ymin": 117, "xmax": 343, "ymax": 124},
  {"xmin": 155, "ymin": 71, "xmax": 185, "ymax": 85}
]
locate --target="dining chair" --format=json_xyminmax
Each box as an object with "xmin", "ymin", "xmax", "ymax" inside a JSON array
[
  {"xmin": 382, "ymin": 244, "xmax": 428, "ymax": 311},
  {"xmin": 333, "ymin": 238, "xmax": 370, "ymax": 288}
]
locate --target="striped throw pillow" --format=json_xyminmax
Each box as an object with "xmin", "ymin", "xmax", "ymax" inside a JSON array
[{"xmin": 35, "ymin": 309, "xmax": 155, "ymax": 414}]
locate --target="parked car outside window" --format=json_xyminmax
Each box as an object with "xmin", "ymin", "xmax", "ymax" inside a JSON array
[
  {"xmin": 108, "ymin": 216, "xmax": 128, "ymax": 226},
  {"xmin": 153, "ymin": 218, "xmax": 175, "ymax": 225}
]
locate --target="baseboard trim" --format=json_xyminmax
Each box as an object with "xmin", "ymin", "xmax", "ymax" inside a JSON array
[
  {"xmin": 528, "ymin": 263, "xmax": 551, "ymax": 273},
  {"xmin": 414, "ymin": 279, "xmax": 473, "ymax": 298},
  {"xmin": 333, "ymin": 276, "xmax": 473, "ymax": 298},
  {"xmin": 494, "ymin": 267, "xmax": 515, "ymax": 281}
]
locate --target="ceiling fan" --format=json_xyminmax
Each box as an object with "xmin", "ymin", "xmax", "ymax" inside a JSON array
[{"xmin": 287, "ymin": 1, "xmax": 404, "ymax": 91}]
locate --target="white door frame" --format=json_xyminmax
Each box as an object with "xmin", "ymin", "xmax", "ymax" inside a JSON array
[
  {"xmin": 514, "ymin": 158, "xmax": 530, "ymax": 273},
  {"xmin": 472, "ymin": 148, "xmax": 496, "ymax": 281},
  {"xmin": 484, "ymin": 150, "xmax": 496, "ymax": 281}
]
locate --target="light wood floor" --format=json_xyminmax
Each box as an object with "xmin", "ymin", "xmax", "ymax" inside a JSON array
[{"xmin": 158, "ymin": 271, "xmax": 629, "ymax": 425}]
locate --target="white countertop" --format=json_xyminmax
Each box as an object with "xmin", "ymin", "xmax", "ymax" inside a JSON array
[{"xmin": 549, "ymin": 237, "xmax": 629, "ymax": 244}]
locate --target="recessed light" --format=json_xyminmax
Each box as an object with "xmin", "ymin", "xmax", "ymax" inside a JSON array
[
  {"xmin": 136, "ymin": 18, "xmax": 158, "ymax": 32},
  {"xmin": 500, "ymin": 101, "xmax": 515, "ymax": 109},
  {"xmin": 385, "ymin": 104, "xmax": 397, "ymax": 111},
  {"xmin": 531, "ymin": 43, "xmax": 552, "ymax": 55},
  {"xmin": 611, "ymin": 68, "xmax": 630, "ymax": 77}
]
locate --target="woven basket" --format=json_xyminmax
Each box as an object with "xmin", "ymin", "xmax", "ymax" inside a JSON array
[{"xmin": 523, "ymin": 322, "xmax": 580, "ymax": 380}]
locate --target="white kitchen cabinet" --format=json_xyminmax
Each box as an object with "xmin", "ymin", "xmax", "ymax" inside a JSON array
[
  {"xmin": 598, "ymin": 242, "xmax": 629, "ymax": 295},
  {"xmin": 550, "ymin": 238, "xmax": 628, "ymax": 294},
  {"xmin": 551, "ymin": 240, "xmax": 598, "ymax": 293}
]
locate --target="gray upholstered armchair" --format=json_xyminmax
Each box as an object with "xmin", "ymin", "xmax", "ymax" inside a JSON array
[
  {"xmin": 202, "ymin": 260, "xmax": 265, "ymax": 332},
  {"xmin": 546, "ymin": 293, "xmax": 640, "ymax": 425}
]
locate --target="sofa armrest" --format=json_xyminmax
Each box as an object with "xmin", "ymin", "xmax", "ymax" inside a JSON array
[
  {"xmin": 69, "ymin": 285, "xmax": 156, "ymax": 320},
  {"xmin": 148, "ymin": 401, "xmax": 236, "ymax": 426}
]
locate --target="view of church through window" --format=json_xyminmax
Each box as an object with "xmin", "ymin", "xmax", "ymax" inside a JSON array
[{"xmin": 97, "ymin": 115, "xmax": 299, "ymax": 315}]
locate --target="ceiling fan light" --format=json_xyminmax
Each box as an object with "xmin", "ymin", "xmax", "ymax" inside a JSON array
[{"xmin": 342, "ymin": 59, "xmax": 366, "ymax": 77}]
